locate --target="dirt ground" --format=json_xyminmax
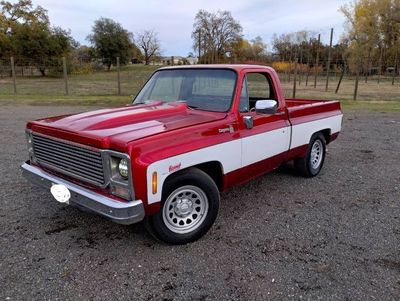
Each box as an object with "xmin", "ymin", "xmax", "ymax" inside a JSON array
[{"xmin": 0, "ymin": 104, "xmax": 399, "ymax": 301}]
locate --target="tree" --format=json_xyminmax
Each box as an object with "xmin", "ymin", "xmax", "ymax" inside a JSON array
[
  {"xmin": 192, "ymin": 10, "xmax": 242, "ymax": 63},
  {"xmin": 231, "ymin": 36, "xmax": 268, "ymax": 63},
  {"xmin": 272, "ymin": 31, "xmax": 316, "ymax": 62},
  {"xmin": 251, "ymin": 36, "xmax": 268, "ymax": 59},
  {"xmin": 0, "ymin": 0, "xmax": 48, "ymax": 30},
  {"xmin": 0, "ymin": 0, "xmax": 76, "ymax": 75},
  {"xmin": 0, "ymin": 0, "xmax": 48, "ymax": 56},
  {"xmin": 341, "ymin": 0, "xmax": 400, "ymax": 74},
  {"xmin": 11, "ymin": 24, "xmax": 75, "ymax": 75},
  {"xmin": 87, "ymin": 17, "xmax": 134, "ymax": 70},
  {"xmin": 135, "ymin": 30, "xmax": 161, "ymax": 65}
]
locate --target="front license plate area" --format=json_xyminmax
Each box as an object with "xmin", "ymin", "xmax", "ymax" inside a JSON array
[{"xmin": 50, "ymin": 184, "xmax": 71, "ymax": 204}]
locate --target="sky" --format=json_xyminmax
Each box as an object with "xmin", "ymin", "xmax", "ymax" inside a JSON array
[{"xmin": 28, "ymin": 0, "xmax": 348, "ymax": 56}]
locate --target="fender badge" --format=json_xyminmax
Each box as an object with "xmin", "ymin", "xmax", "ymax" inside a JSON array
[
  {"xmin": 218, "ymin": 125, "xmax": 234, "ymax": 134},
  {"xmin": 169, "ymin": 163, "xmax": 181, "ymax": 173}
]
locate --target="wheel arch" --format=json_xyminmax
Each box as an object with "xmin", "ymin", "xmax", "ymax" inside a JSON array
[
  {"xmin": 162, "ymin": 161, "xmax": 224, "ymax": 193},
  {"xmin": 318, "ymin": 128, "xmax": 332, "ymax": 144}
]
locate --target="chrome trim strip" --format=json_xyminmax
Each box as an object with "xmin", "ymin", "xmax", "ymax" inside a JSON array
[
  {"xmin": 31, "ymin": 131, "xmax": 101, "ymax": 152},
  {"xmin": 21, "ymin": 162, "xmax": 144, "ymax": 225}
]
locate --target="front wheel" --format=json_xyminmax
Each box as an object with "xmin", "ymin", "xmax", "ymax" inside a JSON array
[
  {"xmin": 295, "ymin": 132, "xmax": 326, "ymax": 177},
  {"xmin": 146, "ymin": 168, "xmax": 219, "ymax": 244}
]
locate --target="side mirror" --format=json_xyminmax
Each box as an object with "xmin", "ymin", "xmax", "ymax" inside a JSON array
[{"xmin": 255, "ymin": 99, "xmax": 278, "ymax": 115}]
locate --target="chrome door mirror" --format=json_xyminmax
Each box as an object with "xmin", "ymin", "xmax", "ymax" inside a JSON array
[{"xmin": 255, "ymin": 99, "xmax": 278, "ymax": 114}]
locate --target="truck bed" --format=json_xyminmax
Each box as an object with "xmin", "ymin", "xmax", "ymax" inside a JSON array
[{"xmin": 285, "ymin": 98, "xmax": 341, "ymax": 120}]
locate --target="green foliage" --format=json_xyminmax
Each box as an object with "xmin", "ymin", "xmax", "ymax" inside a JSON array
[
  {"xmin": 231, "ymin": 36, "xmax": 268, "ymax": 62},
  {"xmin": 11, "ymin": 24, "xmax": 75, "ymax": 75},
  {"xmin": 341, "ymin": 0, "xmax": 400, "ymax": 73},
  {"xmin": 87, "ymin": 17, "xmax": 136, "ymax": 70},
  {"xmin": 0, "ymin": 0, "xmax": 76, "ymax": 75}
]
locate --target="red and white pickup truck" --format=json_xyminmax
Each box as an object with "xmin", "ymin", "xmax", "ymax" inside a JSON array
[{"xmin": 22, "ymin": 65, "xmax": 342, "ymax": 244}]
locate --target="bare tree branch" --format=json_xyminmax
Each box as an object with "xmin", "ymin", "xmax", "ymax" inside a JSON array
[{"xmin": 136, "ymin": 30, "xmax": 161, "ymax": 65}]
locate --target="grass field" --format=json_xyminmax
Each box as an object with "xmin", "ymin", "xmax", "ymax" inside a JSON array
[{"xmin": 0, "ymin": 64, "xmax": 399, "ymax": 111}]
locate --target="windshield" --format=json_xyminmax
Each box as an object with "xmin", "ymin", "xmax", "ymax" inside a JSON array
[{"xmin": 134, "ymin": 69, "xmax": 237, "ymax": 112}]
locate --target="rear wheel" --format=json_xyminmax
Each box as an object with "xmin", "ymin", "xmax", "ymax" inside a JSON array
[
  {"xmin": 295, "ymin": 132, "xmax": 326, "ymax": 177},
  {"xmin": 146, "ymin": 168, "xmax": 219, "ymax": 244}
]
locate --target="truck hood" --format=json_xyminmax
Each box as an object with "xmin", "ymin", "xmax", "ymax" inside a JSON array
[{"xmin": 28, "ymin": 101, "xmax": 226, "ymax": 150}]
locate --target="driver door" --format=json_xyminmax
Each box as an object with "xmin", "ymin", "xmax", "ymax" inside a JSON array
[{"xmin": 239, "ymin": 72, "xmax": 291, "ymax": 173}]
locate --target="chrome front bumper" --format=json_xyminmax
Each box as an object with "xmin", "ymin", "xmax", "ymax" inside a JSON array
[{"xmin": 20, "ymin": 162, "xmax": 145, "ymax": 225}]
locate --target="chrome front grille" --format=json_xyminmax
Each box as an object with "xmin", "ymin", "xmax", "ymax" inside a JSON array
[{"xmin": 32, "ymin": 133, "xmax": 105, "ymax": 185}]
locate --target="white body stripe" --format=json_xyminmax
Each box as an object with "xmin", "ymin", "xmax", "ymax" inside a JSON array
[
  {"xmin": 290, "ymin": 115, "xmax": 343, "ymax": 148},
  {"xmin": 241, "ymin": 127, "xmax": 291, "ymax": 167},
  {"xmin": 146, "ymin": 114, "xmax": 342, "ymax": 204},
  {"xmin": 147, "ymin": 140, "xmax": 241, "ymax": 204}
]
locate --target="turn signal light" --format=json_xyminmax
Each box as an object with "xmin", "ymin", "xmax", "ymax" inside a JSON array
[{"xmin": 152, "ymin": 172, "xmax": 157, "ymax": 194}]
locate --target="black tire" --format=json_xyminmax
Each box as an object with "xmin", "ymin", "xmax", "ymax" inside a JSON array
[
  {"xmin": 295, "ymin": 132, "xmax": 326, "ymax": 177},
  {"xmin": 145, "ymin": 168, "xmax": 220, "ymax": 244}
]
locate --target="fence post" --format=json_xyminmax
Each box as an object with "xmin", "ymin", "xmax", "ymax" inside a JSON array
[
  {"xmin": 292, "ymin": 58, "xmax": 298, "ymax": 98},
  {"xmin": 335, "ymin": 61, "xmax": 346, "ymax": 94},
  {"xmin": 305, "ymin": 38, "xmax": 311, "ymax": 86},
  {"xmin": 325, "ymin": 28, "xmax": 333, "ymax": 91},
  {"xmin": 392, "ymin": 51, "xmax": 398, "ymax": 86},
  {"xmin": 117, "ymin": 57, "xmax": 121, "ymax": 95},
  {"xmin": 62, "ymin": 57, "xmax": 69, "ymax": 95},
  {"xmin": 378, "ymin": 46, "xmax": 383, "ymax": 84},
  {"xmin": 171, "ymin": 56, "xmax": 174, "ymax": 66},
  {"xmin": 353, "ymin": 59, "xmax": 360, "ymax": 100},
  {"xmin": 314, "ymin": 33, "xmax": 320, "ymax": 88},
  {"xmin": 298, "ymin": 47, "xmax": 303, "ymax": 86},
  {"xmin": 334, "ymin": 46, "xmax": 339, "ymax": 78},
  {"xmin": 10, "ymin": 57, "xmax": 17, "ymax": 94}
]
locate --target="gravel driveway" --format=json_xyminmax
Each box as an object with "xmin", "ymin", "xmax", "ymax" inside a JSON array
[{"xmin": 0, "ymin": 104, "xmax": 399, "ymax": 301}]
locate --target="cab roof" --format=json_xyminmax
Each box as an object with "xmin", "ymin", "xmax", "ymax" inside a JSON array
[{"xmin": 158, "ymin": 64, "xmax": 274, "ymax": 72}]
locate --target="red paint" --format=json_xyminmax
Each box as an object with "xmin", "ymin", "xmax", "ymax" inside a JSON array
[{"xmin": 25, "ymin": 65, "xmax": 342, "ymax": 216}]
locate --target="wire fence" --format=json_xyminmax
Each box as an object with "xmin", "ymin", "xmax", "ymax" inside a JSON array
[{"xmin": 0, "ymin": 55, "xmax": 399, "ymax": 102}]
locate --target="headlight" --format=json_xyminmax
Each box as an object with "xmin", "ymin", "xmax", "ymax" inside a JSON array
[
  {"xmin": 107, "ymin": 153, "xmax": 132, "ymax": 200},
  {"xmin": 118, "ymin": 158, "xmax": 129, "ymax": 179}
]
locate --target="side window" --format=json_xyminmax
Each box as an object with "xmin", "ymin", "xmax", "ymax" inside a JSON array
[
  {"xmin": 239, "ymin": 76, "xmax": 249, "ymax": 113},
  {"xmin": 246, "ymin": 73, "xmax": 275, "ymax": 103}
]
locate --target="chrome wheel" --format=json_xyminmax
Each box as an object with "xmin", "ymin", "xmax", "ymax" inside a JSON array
[
  {"xmin": 162, "ymin": 185, "xmax": 209, "ymax": 234},
  {"xmin": 310, "ymin": 139, "xmax": 323, "ymax": 169}
]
